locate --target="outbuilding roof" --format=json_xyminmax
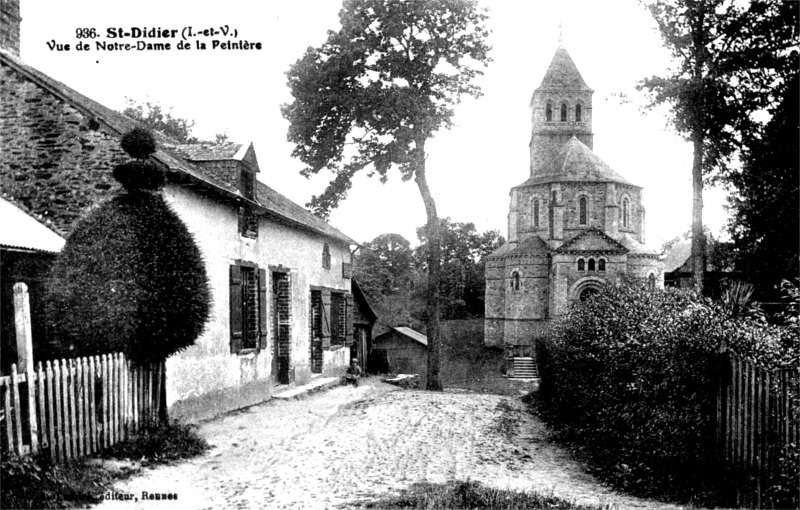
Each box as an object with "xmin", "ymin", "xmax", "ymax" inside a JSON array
[
  {"xmin": 380, "ymin": 327, "xmax": 428, "ymax": 347},
  {"xmin": 0, "ymin": 196, "xmax": 65, "ymax": 253},
  {"xmin": 515, "ymin": 136, "xmax": 637, "ymax": 188}
]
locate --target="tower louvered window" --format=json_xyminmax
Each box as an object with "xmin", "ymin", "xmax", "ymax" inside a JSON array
[
  {"xmin": 560, "ymin": 103, "xmax": 567, "ymax": 122},
  {"xmin": 575, "ymin": 103, "xmax": 582, "ymax": 121},
  {"xmin": 533, "ymin": 198, "xmax": 540, "ymax": 228},
  {"xmin": 546, "ymin": 102, "xmax": 553, "ymax": 122}
]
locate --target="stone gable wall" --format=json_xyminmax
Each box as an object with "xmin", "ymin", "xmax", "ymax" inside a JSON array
[{"xmin": 0, "ymin": 63, "xmax": 126, "ymax": 235}]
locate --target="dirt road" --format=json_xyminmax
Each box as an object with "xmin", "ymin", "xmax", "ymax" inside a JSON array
[{"xmin": 93, "ymin": 380, "xmax": 686, "ymax": 509}]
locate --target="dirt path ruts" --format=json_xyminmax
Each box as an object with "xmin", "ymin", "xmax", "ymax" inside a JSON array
[{"xmin": 92, "ymin": 381, "xmax": 690, "ymax": 509}]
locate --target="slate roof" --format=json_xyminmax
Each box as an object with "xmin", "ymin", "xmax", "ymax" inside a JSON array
[
  {"xmin": 490, "ymin": 235, "xmax": 551, "ymax": 258},
  {"xmin": 0, "ymin": 196, "xmax": 65, "ymax": 253},
  {"xmin": 170, "ymin": 142, "xmax": 243, "ymax": 161},
  {"xmin": 536, "ymin": 46, "xmax": 592, "ymax": 92},
  {"xmin": 0, "ymin": 50, "xmax": 353, "ymax": 245},
  {"xmin": 515, "ymin": 136, "xmax": 637, "ymax": 188},
  {"xmin": 387, "ymin": 327, "xmax": 428, "ymax": 347},
  {"xmin": 616, "ymin": 233, "xmax": 662, "ymax": 257},
  {"xmin": 556, "ymin": 227, "xmax": 628, "ymax": 254}
]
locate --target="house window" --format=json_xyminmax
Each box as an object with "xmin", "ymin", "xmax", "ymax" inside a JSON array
[
  {"xmin": 575, "ymin": 103, "xmax": 582, "ymax": 122},
  {"xmin": 579, "ymin": 196, "xmax": 587, "ymax": 226},
  {"xmin": 239, "ymin": 206, "xmax": 258, "ymax": 239},
  {"xmin": 588, "ymin": 258, "xmax": 596, "ymax": 271},
  {"xmin": 510, "ymin": 271, "xmax": 520, "ymax": 291},
  {"xmin": 622, "ymin": 198, "xmax": 630, "ymax": 228},
  {"xmin": 533, "ymin": 198, "xmax": 540, "ymax": 228},
  {"xmin": 229, "ymin": 264, "xmax": 267, "ymax": 353},
  {"xmin": 578, "ymin": 259, "xmax": 585, "ymax": 271},
  {"xmin": 310, "ymin": 290, "xmax": 323, "ymax": 373},
  {"xmin": 546, "ymin": 102, "xmax": 553, "ymax": 122},
  {"xmin": 560, "ymin": 103, "xmax": 567, "ymax": 122},
  {"xmin": 322, "ymin": 243, "xmax": 331, "ymax": 270},
  {"xmin": 598, "ymin": 258, "xmax": 606, "ymax": 271}
]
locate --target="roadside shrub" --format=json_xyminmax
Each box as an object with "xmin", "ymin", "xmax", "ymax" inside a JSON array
[
  {"xmin": 536, "ymin": 281, "xmax": 797, "ymax": 503},
  {"xmin": 46, "ymin": 129, "xmax": 210, "ymax": 364}
]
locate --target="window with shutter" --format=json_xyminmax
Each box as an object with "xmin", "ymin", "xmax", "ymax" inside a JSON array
[
  {"xmin": 229, "ymin": 265, "xmax": 243, "ymax": 353},
  {"xmin": 331, "ymin": 292, "xmax": 344, "ymax": 345},
  {"xmin": 258, "ymin": 268, "xmax": 268, "ymax": 349},
  {"xmin": 320, "ymin": 289, "xmax": 332, "ymax": 349}
]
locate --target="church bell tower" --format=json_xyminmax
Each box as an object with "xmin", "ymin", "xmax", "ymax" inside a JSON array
[{"xmin": 529, "ymin": 46, "xmax": 594, "ymax": 176}]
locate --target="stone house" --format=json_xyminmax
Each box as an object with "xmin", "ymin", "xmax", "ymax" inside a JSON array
[
  {"xmin": 0, "ymin": 3, "xmax": 363, "ymax": 422},
  {"xmin": 485, "ymin": 44, "xmax": 663, "ymax": 363}
]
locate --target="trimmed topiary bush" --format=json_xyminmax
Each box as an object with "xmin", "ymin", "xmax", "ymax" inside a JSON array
[{"xmin": 46, "ymin": 129, "xmax": 210, "ymax": 364}]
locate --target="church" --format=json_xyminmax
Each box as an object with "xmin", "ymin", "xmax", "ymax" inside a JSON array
[{"xmin": 484, "ymin": 43, "xmax": 663, "ymax": 364}]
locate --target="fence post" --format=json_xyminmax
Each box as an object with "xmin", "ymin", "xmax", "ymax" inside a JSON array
[{"xmin": 13, "ymin": 283, "xmax": 38, "ymax": 454}]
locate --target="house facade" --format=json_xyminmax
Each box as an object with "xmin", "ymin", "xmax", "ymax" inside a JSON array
[
  {"xmin": 484, "ymin": 43, "xmax": 663, "ymax": 358},
  {"xmin": 1, "ymin": 2, "xmax": 363, "ymax": 422}
]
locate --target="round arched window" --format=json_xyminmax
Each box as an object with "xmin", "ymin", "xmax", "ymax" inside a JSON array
[
  {"xmin": 575, "ymin": 103, "xmax": 582, "ymax": 122},
  {"xmin": 560, "ymin": 103, "xmax": 568, "ymax": 122},
  {"xmin": 546, "ymin": 102, "xmax": 553, "ymax": 122}
]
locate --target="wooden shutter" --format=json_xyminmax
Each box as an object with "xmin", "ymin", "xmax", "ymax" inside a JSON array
[
  {"xmin": 258, "ymin": 268, "xmax": 268, "ymax": 349},
  {"xmin": 345, "ymin": 294, "xmax": 354, "ymax": 346},
  {"xmin": 321, "ymin": 288, "xmax": 332, "ymax": 349},
  {"xmin": 229, "ymin": 265, "xmax": 243, "ymax": 353}
]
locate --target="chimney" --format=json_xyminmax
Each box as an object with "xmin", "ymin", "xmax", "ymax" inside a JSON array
[{"xmin": 0, "ymin": 0, "xmax": 21, "ymax": 57}]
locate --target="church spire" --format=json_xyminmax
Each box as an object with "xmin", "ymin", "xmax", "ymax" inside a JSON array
[{"xmin": 536, "ymin": 46, "xmax": 592, "ymax": 92}]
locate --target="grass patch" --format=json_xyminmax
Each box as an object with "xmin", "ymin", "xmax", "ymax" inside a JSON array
[
  {"xmin": 0, "ymin": 420, "xmax": 208, "ymax": 509},
  {"xmin": 488, "ymin": 399, "xmax": 522, "ymax": 440},
  {"xmin": 101, "ymin": 420, "xmax": 209, "ymax": 466},
  {"xmin": 357, "ymin": 480, "xmax": 606, "ymax": 509}
]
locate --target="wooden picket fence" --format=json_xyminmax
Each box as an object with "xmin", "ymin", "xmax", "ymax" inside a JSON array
[
  {"xmin": 0, "ymin": 353, "xmax": 165, "ymax": 462},
  {"xmin": 716, "ymin": 351, "xmax": 799, "ymax": 508}
]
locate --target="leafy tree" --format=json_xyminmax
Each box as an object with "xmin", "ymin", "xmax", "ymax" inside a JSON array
[
  {"xmin": 354, "ymin": 233, "xmax": 422, "ymax": 332},
  {"xmin": 727, "ymin": 75, "xmax": 799, "ymax": 302},
  {"xmin": 122, "ymin": 98, "xmax": 198, "ymax": 143},
  {"xmin": 638, "ymin": 0, "xmax": 798, "ymax": 294},
  {"xmin": 282, "ymin": 0, "xmax": 491, "ymax": 390},
  {"xmin": 416, "ymin": 218, "xmax": 503, "ymax": 319}
]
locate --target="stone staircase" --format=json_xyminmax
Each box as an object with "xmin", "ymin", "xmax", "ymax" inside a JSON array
[{"xmin": 509, "ymin": 357, "xmax": 538, "ymax": 380}]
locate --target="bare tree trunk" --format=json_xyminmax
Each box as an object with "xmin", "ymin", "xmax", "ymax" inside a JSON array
[
  {"xmin": 414, "ymin": 137, "xmax": 443, "ymax": 391},
  {"xmin": 690, "ymin": 4, "xmax": 707, "ymax": 295},
  {"xmin": 691, "ymin": 135, "xmax": 706, "ymax": 294}
]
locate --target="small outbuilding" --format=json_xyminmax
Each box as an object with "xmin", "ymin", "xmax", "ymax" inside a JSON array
[
  {"xmin": 0, "ymin": 196, "xmax": 65, "ymax": 371},
  {"xmin": 370, "ymin": 327, "xmax": 428, "ymax": 388}
]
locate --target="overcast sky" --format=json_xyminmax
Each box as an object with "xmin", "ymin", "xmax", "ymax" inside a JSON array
[{"xmin": 20, "ymin": 0, "xmax": 731, "ymax": 248}]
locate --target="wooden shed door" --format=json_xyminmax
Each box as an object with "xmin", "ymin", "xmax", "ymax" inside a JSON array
[{"xmin": 352, "ymin": 325, "xmax": 369, "ymax": 373}]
